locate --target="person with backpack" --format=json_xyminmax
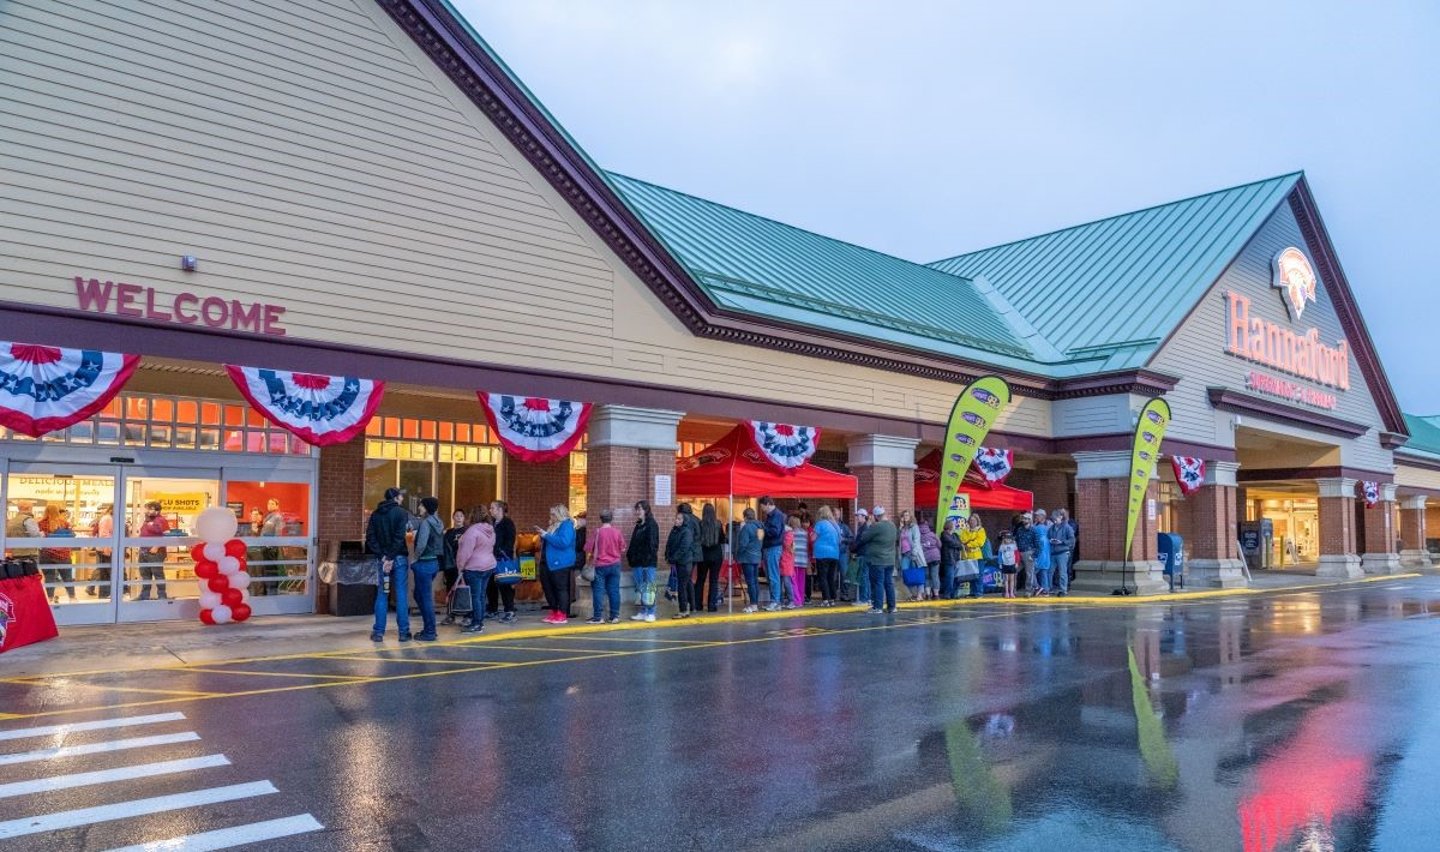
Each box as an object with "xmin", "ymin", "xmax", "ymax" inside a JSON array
[
  {"xmin": 666, "ymin": 504, "xmax": 699, "ymax": 618},
  {"xmin": 733, "ymin": 507, "xmax": 764, "ymax": 614},
  {"xmin": 455, "ymin": 510, "xmax": 495, "ymax": 634},
  {"xmin": 811, "ymin": 506, "xmax": 842, "ymax": 607},
  {"xmin": 409, "ymin": 497, "xmax": 445, "ymax": 642},
  {"xmin": 537, "ymin": 505, "xmax": 577, "ymax": 625},
  {"xmin": 583, "ymin": 510, "xmax": 626, "ymax": 625},
  {"xmin": 695, "ymin": 504, "xmax": 727, "ymax": 613},
  {"xmin": 627, "ymin": 500, "xmax": 660, "ymax": 622},
  {"xmin": 918, "ymin": 516, "xmax": 942, "ymax": 601}
]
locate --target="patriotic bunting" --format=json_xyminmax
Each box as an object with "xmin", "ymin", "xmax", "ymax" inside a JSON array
[
  {"xmin": 0, "ymin": 341, "xmax": 139, "ymax": 437},
  {"xmin": 749, "ymin": 421, "xmax": 821, "ymax": 472},
  {"xmin": 224, "ymin": 365, "xmax": 383, "ymax": 447},
  {"xmin": 1170, "ymin": 456, "xmax": 1206, "ymax": 496},
  {"xmin": 1360, "ymin": 481, "xmax": 1379, "ymax": 508},
  {"xmin": 973, "ymin": 448, "xmax": 1014, "ymax": 484},
  {"xmin": 479, "ymin": 394, "xmax": 592, "ymax": 462}
]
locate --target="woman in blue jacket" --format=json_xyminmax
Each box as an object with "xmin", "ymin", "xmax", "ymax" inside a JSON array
[
  {"xmin": 811, "ymin": 506, "xmax": 842, "ymax": 607},
  {"xmin": 537, "ymin": 504, "xmax": 576, "ymax": 624}
]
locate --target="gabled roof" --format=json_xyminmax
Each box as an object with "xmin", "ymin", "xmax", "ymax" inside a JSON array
[
  {"xmin": 927, "ymin": 173, "xmax": 1302, "ymax": 371},
  {"xmin": 1400, "ymin": 413, "xmax": 1440, "ymax": 461},
  {"xmin": 604, "ymin": 172, "xmax": 1036, "ymax": 365}
]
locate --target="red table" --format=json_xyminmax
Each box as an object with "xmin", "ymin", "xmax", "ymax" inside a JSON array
[{"xmin": 0, "ymin": 573, "xmax": 59, "ymax": 654}]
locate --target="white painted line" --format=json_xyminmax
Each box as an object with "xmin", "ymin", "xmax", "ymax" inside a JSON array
[
  {"xmin": 102, "ymin": 813, "xmax": 325, "ymax": 851},
  {"xmin": 0, "ymin": 754, "xmax": 231, "ymax": 799},
  {"xmin": 0, "ymin": 712, "xmax": 187, "ymax": 742},
  {"xmin": 0, "ymin": 780, "xmax": 278, "ymax": 839},
  {"xmin": 0, "ymin": 731, "xmax": 200, "ymax": 766}
]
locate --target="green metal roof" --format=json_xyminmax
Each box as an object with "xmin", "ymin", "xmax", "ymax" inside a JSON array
[
  {"xmin": 928, "ymin": 173, "xmax": 1303, "ymax": 372},
  {"xmin": 604, "ymin": 172, "xmax": 1040, "ymax": 365},
  {"xmin": 1400, "ymin": 413, "xmax": 1440, "ymax": 460}
]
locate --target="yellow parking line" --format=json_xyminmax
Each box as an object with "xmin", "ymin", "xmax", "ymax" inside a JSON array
[
  {"xmin": 182, "ymin": 668, "xmax": 369, "ymax": 681},
  {"xmin": 329, "ymin": 655, "xmax": 510, "ymax": 667}
]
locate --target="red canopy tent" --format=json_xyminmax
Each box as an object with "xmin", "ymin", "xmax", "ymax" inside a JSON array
[
  {"xmin": 676, "ymin": 425, "xmax": 858, "ymax": 499},
  {"xmin": 914, "ymin": 449, "xmax": 1033, "ymax": 512}
]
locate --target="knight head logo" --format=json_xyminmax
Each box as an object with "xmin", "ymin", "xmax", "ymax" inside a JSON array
[{"xmin": 1273, "ymin": 247, "xmax": 1318, "ymax": 320}]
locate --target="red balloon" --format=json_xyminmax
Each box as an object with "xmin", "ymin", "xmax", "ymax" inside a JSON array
[
  {"xmin": 224, "ymin": 539, "xmax": 247, "ymax": 558},
  {"xmin": 221, "ymin": 587, "xmax": 244, "ymax": 607},
  {"xmin": 194, "ymin": 561, "xmax": 219, "ymax": 579},
  {"xmin": 199, "ymin": 609, "xmax": 216, "ymax": 625},
  {"xmin": 207, "ymin": 576, "xmax": 230, "ymax": 594},
  {"xmin": 190, "ymin": 543, "xmax": 210, "ymax": 562},
  {"xmin": 232, "ymin": 603, "xmax": 252, "ymax": 622}
]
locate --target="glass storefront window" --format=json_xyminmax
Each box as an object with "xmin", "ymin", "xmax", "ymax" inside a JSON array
[
  {"xmin": 121, "ymin": 475, "xmax": 220, "ymax": 605},
  {"xmin": 4, "ymin": 472, "xmax": 117, "ymax": 609},
  {"xmin": 363, "ymin": 421, "xmax": 502, "ymax": 522},
  {"xmin": 227, "ymin": 481, "xmax": 311, "ymax": 598}
]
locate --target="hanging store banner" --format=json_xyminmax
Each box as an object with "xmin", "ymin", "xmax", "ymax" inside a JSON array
[
  {"xmin": 973, "ymin": 448, "xmax": 1014, "ymax": 484},
  {"xmin": 0, "ymin": 341, "xmax": 139, "ymax": 438},
  {"xmin": 1125, "ymin": 398, "xmax": 1172, "ymax": 560},
  {"xmin": 224, "ymin": 365, "xmax": 384, "ymax": 447},
  {"xmin": 479, "ymin": 393, "xmax": 592, "ymax": 463},
  {"xmin": 1360, "ymin": 481, "xmax": 1379, "ymax": 508},
  {"xmin": 936, "ymin": 376, "xmax": 1012, "ymax": 524},
  {"xmin": 749, "ymin": 421, "xmax": 821, "ymax": 472},
  {"xmin": 1170, "ymin": 456, "xmax": 1205, "ymax": 496}
]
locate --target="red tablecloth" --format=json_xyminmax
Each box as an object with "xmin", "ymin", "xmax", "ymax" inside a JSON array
[{"xmin": 0, "ymin": 574, "xmax": 59, "ymax": 653}]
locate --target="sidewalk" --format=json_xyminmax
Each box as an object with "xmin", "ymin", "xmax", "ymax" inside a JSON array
[{"xmin": 1, "ymin": 571, "xmax": 1424, "ymax": 679}]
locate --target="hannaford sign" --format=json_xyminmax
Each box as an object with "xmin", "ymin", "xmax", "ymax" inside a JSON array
[
  {"xmin": 1225, "ymin": 291, "xmax": 1350, "ymax": 391},
  {"xmin": 74, "ymin": 276, "xmax": 286, "ymax": 337}
]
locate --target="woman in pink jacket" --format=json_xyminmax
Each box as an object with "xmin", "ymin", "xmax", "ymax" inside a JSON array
[{"xmin": 456, "ymin": 510, "xmax": 497, "ymax": 634}]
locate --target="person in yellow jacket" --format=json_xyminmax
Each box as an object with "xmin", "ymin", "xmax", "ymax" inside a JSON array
[{"xmin": 957, "ymin": 514, "xmax": 988, "ymax": 599}]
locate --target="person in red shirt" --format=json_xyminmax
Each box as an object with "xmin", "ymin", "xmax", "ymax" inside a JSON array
[
  {"xmin": 779, "ymin": 521, "xmax": 797, "ymax": 609},
  {"xmin": 583, "ymin": 510, "xmax": 627, "ymax": 624},
  {"xmin": 136, "ymin": 501, "xmax": 170, "ymax": 600}
]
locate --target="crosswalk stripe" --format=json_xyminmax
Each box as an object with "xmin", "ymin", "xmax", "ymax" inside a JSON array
[
  {"xmin": 0, "ymin": 780, "xmax": 278, "ymax": 839},
  {"xmin": 0, "ymin": 754, "xmax": 231, "ymax": 799},
  {"xmin": 0, "ymin": 712, "xmax": 187, "ymax": 742},
  {"xmin": 101, "ymin": 813, "xmax": 325, "ymax": 851},
  {"xmin": 0, "ymin": 732, "xmax": 200, "ymax": 766}
]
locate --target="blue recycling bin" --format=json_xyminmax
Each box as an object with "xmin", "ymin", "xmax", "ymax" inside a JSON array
[{"xmin": 1158, "ymin": 532, "xmax": 1184, "ymax": 591}]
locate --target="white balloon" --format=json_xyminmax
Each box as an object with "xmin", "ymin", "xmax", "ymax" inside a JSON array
[
  {"xmin": 231, "ymin": 571, "xmax": 252, "ymax": 589},
  {"xmin": 194, "ymin": 507, "xmax": 238, "ymax": 543},
  {"xmin": 198, "ymin": 590, "xmax": 222, "ymax": 609},
  {"xmin": 203, "ymin": 542, "xmax": 228, "ymax": 563},
  {"xmin": 212, "ymin": 604, "xmax": 233, "ymax": 624},
  {"xmin": 217, "ymin": 555, "xmax": 240, "ymax": 575}
]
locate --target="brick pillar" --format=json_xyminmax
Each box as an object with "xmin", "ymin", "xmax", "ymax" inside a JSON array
[
  {"xmin": 1315, "ymin": 477, "xmax": 1362, "ymax": 578},
  {"xmin": 581, "ymin": 406, "xmax": 685, "ymax": 617},
  {"xmin": 1360, "ymin": 483, "xmax": 1401, "ymax": 575},
  {"xmin": 315, "ymin": 436, "xmax": 366, "ymax": 614},
  {"xmin": 503, "ymin": 458, "xmax": 570, "ymax": 532},
  {"xmin": 1070, "ymin": 451, "xmax": 1167, "ymax": 595},
  {"xmin": 1400, "ymin": 495, "xmax": 1432, "ymax": 567},
  {"xmin": 1181, "ymin": 461, "xmax": 1247, "ymax": 588},
  {"xmin": 846, "ymin": 435, "xmax": 919, "ymax": 520}
]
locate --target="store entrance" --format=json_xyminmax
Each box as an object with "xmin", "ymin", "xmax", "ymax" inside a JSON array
[
  {"xmin": 1245, "ymin": 484, "xmax": 1321, "ymax": 568},
  {"xmin": 3, "ymin": 458, "xmax": 315, "ymax": 625}
]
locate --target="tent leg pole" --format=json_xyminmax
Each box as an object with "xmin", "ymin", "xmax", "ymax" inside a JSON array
[{"xmin": 727, "ymin": 492, "xmax": 734, "ymax": 615}]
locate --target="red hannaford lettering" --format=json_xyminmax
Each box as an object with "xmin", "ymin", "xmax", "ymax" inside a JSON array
[
  {"xmin": 74, "ymin": 276, "xmax": 286, "ymax": 337},
  {"xmin": 1226, "ymin": 291, "xmax": 1348, "ymax": 390}
]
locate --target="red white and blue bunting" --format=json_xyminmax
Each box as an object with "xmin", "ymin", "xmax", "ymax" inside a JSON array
[
  {"xmin": 973, "ymin": 448, "xmax": 1014, "ymax": 484},
  {"xmin": 1171, "ymin": 456, "xmax": 1206, "ymax": 496},
  {"xmin": 0, "ymin": 341, "xmax": 139, "ymax": 437},
  {"xmin": 479, "ymin": 394, "xmax": 592, "ymax": 463},
  {"xmin": 749, "ymin": 421, "xmax": 820, "ymax": 472},
  {"xmin": 224, "ymin": 365, "xmax": 384, "ymax": 447},
  {"xmin": 1360, "ymin": 481, "xmax": 1380, "ymax": 508}
]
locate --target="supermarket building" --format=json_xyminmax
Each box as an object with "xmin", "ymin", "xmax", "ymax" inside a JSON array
[{"xmin": 1, "ymin": 0, "xmax": 1436, "ymax": 625}]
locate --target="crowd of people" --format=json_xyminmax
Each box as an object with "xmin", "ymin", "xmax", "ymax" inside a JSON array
[{"xmin": 364, "ymin": 487, "xmax": 1081, "ymax": 641}]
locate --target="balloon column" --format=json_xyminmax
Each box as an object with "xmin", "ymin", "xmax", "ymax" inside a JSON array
[{"xmin": 189, "ymin": 506, "xmax": 253, "ymax": 625}]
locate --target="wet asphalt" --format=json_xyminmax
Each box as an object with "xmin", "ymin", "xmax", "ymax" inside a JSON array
[{"xmin": 5, "ymin": 578, "xmax": 1440, "ymax": 851}]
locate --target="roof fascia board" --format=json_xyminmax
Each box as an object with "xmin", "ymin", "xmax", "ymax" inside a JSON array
[{"xmin": 1206, "ymin": 386, "xmax": 1371, "ymax": 438}]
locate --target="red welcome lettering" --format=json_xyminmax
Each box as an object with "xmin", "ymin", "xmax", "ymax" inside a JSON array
[{"xmin": 74, "ymin": 277, "xmax": 113, "ymax": 311}]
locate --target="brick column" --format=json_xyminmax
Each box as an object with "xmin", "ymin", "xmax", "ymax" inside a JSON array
[
  {"xmin": 1315, "ymin": 477, "xmax": 1362, "ymax": 579},
  {"xmin": 1070, "ymin": 451, "xmax": 1167, "ymax": 595},
  {"xmin": 503, "ymin": 458, "xmax": 571, "ymax": 532},
  {"xmin": 1183, "ymin": 461, "xmax": 1247, "ymax": 588},
  {"xmin": 580, "ymin": 406, "xmax": 685, "ymax": 617},
  {"xmin": 1399, "ymin": 495, "xmax": 1432, "ymax": 567},
  {"xmin": 1360, "ymin": 483, "xmax": 1401, "ymax": 575},
  {"xmin": 315, "ymin": 436, "xmax": 366, "ymax": 614},
  {"xmin": 846, "ymin": 435, "xmax": 919, "ymax": 520}
]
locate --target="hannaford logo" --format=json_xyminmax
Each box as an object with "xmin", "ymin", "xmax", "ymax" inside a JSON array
[
  {"xmin": 1273, "ymin": 247, "xmax": 1318, "ymax": 319},
  {"xmin": 1226, "ymin": 292, "xmax": 1350, "ymax": 391}
]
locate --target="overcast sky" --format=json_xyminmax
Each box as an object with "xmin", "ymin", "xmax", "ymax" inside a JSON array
[{"xmin": 452, "ymin": 0, "xmax": 1438, "ymax": 413}]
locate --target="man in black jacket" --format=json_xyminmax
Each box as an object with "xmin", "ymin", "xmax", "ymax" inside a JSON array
[
  {"xmin": 627, "ymin": 500, "xmax": 660, "ymax": 622},
  {"xmin": 366, "ymin": 487, "xmax": 412, "ymax": 642},
  {"xmin": 759, "ymin": 496, "xmax": 787, "ymax": 611},
  {"xmin": 666, "ymin": 504, "xmax": 699, "ymax": 618}
]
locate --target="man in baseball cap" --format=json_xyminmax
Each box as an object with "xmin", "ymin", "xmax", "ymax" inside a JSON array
[{"xmin": 857, "ymin": 505, "xmax": 899, "ymax": 613}]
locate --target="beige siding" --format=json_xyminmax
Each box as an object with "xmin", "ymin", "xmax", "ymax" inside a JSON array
[
  {"xmin": 1396, "ymin": 462, "xmax": 1440, "ymax": 492},
  {"xmin": 1150, "ymin": 201, "xmax": 1393, "ymax": 470},
  {"xmin": 1053, "ymin": 396, "xmax": 1130, "ymax": 436},
  {"xmin": 0, "ymin": 0, "xmax": 1060, "ymax": 439}
]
